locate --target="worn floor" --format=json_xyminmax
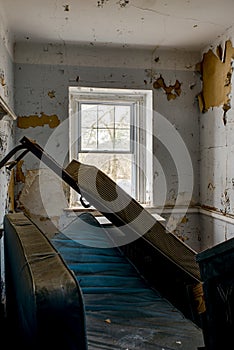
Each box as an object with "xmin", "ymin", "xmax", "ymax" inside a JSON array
[{"xmin": 51, "ymin": 213, "xmax": 205, "ymax": 350}]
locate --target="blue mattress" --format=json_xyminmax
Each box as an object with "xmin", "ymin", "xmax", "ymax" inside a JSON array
[{"xmin": 51, "ymin": 213, "xmax": 204, "ymax": 350}]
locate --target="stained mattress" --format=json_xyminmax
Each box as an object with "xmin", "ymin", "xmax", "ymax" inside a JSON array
[
  {"xmin": 65, "ymin": 160, "xmax": 200, "ymax": 281},
  {"xmin": 51, "ymin": 212, "xmax": 205, "ymax": 350},
  {"xmin": 3, "ymin": 212, "xmax": 87, "ymax": 350}
]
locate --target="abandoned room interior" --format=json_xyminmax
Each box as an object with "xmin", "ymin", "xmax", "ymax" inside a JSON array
[{"xmin": 1, "ymin": 1, "xmax": 234, "ymax": 349}]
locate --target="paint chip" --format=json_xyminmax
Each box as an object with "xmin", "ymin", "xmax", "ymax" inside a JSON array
[
  {"xmin": 117, "ymin": 0, "xmax": 130, "ymax": 8},
  {"xmin": 63, "ymin": 4, "xmax": 70, "ymax": 11},
  {"xmin": 97, "ymin": 0, "xmax": 109, "ymax": 8},
  {"xmin": 105, "ymin": 318, "xmax": 111, "ymax": 324},
  {"xmin": 197, "ymin": 40, "xmax": 234, "ymax": 119},
  {"xmin": 17, "ymin": 112, "xmax": 60, "ymax": 129},
  {"xmin": 16, "ymin": 160, "xmax": 26, "ymax": 183},
  {"xmin": 0, "ymin": 70, "xmax": 6, "ymax": 87},
  {"xmin": 48, "ymin": 90, "xmax": 56, "ymax": 99},
  {"xmin": 153, "ymin": 75, "xmax": 182, "ymax": 100},
  {"xmin": 181, "ymin": 216, "xmax": 188, "ymax": 224}
]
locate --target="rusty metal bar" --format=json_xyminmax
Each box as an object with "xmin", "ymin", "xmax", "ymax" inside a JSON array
[
  {"xmin": 0, "ymin": 136, "xmax": 90, "ymax": 208},
  {"xmin": 0, "ymin": 144, "xmax": 27, "ymax": 169}
]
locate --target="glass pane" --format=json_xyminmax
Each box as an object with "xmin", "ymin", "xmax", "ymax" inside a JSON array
[
  {"xmin": 115, "ymin": 105, "xmax": 131, "ymax": 127},
  {"xmin": 79, "ymin": 153, "xmax": 132, "ymax": 195},
  {"xmin": 98, "ymin": 128, "xmax": 114, "ymax": 150},
  {"xmin": 81, "ymin": 128, "xmax": 97, "ymax": 150},
  {"xmin": 98, "ymin": 105, "xmax": 114, "ymax": 128},
  {"xmin": 81, "ymin": 104, "xmax": 97, "ymax": 128},
  {"xmin": 115, "ymin": 129, "xmax": 131, "ymax": 151},
  {"xmin": 80, "ymin": 103, "xmax": 132, "ymax": 152}
]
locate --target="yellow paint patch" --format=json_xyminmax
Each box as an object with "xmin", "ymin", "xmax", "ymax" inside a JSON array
[
  {"xmin": 0, "ymin": 70, "xmax": 6, "ymax": 87},
  {"xmin": 16, "ymin": 160, "xmax": 25, "ymax": 183},
  {"xmin": 181, "ymin": 216, "xmax": 188, "ymax": 224},
  {"xmin": 192, "ymin": 283, "xmax": 206, "ymax": 314},
  {"xmin": 197, "ymin": 40, "xmax": 234, "ymax": 114},
  {"xmin": 17, "ymin": 112, "xmax": 60, "ymax": 129},
  {"xmin": 153, "ymin": 75, "xmax": 182, "ymax": 100},
  {"xmin": 0, "ymin": 76, "xmax": 5, "ymax": 87}
]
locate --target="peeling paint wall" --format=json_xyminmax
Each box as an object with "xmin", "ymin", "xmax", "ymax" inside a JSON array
[
  {"xmin": 0, "ymin": 10, "xmax": 15, "ymax": 229},
  {"xmin": 197, "ymin": 40, "xmax": 234, "ymax": 124},
  {"xmin": 153, "ymin": 75, "xmax": 182, "ymax": 101},
  {"xmin": 0, "ymin": 11, "xmax": 14, "ymax": 107},
  {"xmin": 17, "ymin": 167, "xmax": 68, "ymax": 237},
  {"xmin": 162, "ymin": 211, "xmax": 201, "ymax": 252},
  {"xmin": 199, "ymin": 29, "xmax": 234, "ymax": 249},
  {"xmin": 152, "ymin": 66, "xmax": 200, "ymax": 216},
  {"xmin": 0, "ymin": 121, "xmax": 14, "ymax": 226},
  {"xmin": 14, "ymin": 42, "xmax": 201, "ymax": 250}
]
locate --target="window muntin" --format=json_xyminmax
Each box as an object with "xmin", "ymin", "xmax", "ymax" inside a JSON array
[{"xmin": 79, "ymin": 103, "xmax": 133, "ymax": 153}]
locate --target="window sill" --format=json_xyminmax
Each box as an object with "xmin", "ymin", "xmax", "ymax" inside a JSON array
[{"xmin": 64, "ymin": 205, "xmax": 165, "ymax": 224}]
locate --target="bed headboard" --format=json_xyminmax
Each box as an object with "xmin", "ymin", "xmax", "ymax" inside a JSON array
[{"xmin": 3, "ymin": 212, "xmax": 87, "ymax": 350}]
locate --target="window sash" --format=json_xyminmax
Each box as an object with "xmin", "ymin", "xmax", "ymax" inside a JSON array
[{"xmin": 78, "ymin": 101, "xmax": 135, "ymax": 154}]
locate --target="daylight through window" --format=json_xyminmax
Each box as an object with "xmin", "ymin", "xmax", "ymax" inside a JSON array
[{"xmin": 69, "ymin": 87, "xmax": 153, "ymax": 208}]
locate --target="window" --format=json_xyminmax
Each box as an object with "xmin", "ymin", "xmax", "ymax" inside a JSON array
[{"xmin": 69, "ymin": 87, "xmax": 153, "ymax": 207}]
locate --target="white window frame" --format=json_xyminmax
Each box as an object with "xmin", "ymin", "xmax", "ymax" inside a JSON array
[{"xmin": 69, "ymin": 86, "xmax": 153, "ymax": 207}]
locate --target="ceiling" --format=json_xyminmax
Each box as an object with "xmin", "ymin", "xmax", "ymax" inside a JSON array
[{"xmin": 1, "ymin": 0, "xmax": 234, "ymax": 50}]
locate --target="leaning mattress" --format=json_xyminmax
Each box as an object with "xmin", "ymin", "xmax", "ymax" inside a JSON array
[
  {"xmin": 51, "ymin": 212, "xmax": 205, "ymax": 350},
  {"xmin": 65, "ymin": 160, "xmax": 200, "ymax": 281}
]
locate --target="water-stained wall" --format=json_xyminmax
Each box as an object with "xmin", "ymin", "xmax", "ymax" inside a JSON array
[{"xmin": 14, "ymin": 42, "xmax": 201, "ymax": 250}]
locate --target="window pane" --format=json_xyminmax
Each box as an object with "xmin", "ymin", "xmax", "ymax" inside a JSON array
[
  {"xmin": 79, "ymin": 153, "xmax": 132, "ymax": 195},
  {"xmin": 98, "ymin": 128, "xmax": 114, "ymax": 150},
  {"xmin": 98, "ymin": 105, "xmax": 114, "ymax": 128},
  {"xmin": 115, "ymin": 105, "xmax": 131, "ymax": 127},
  {"xmin": 80, "ymin": 103, "xmax": 132, "ymax": 153},
  {"xmin": 115, "ymin": 129, "xmax": 131, "ymax": 151},
  {"xmin": 81, "ymin": 128, "xmax": 97, "ymax": 150},
  {"xmin": 81, "ymin": 104, "xmax": 97, "ymax": 128}
]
